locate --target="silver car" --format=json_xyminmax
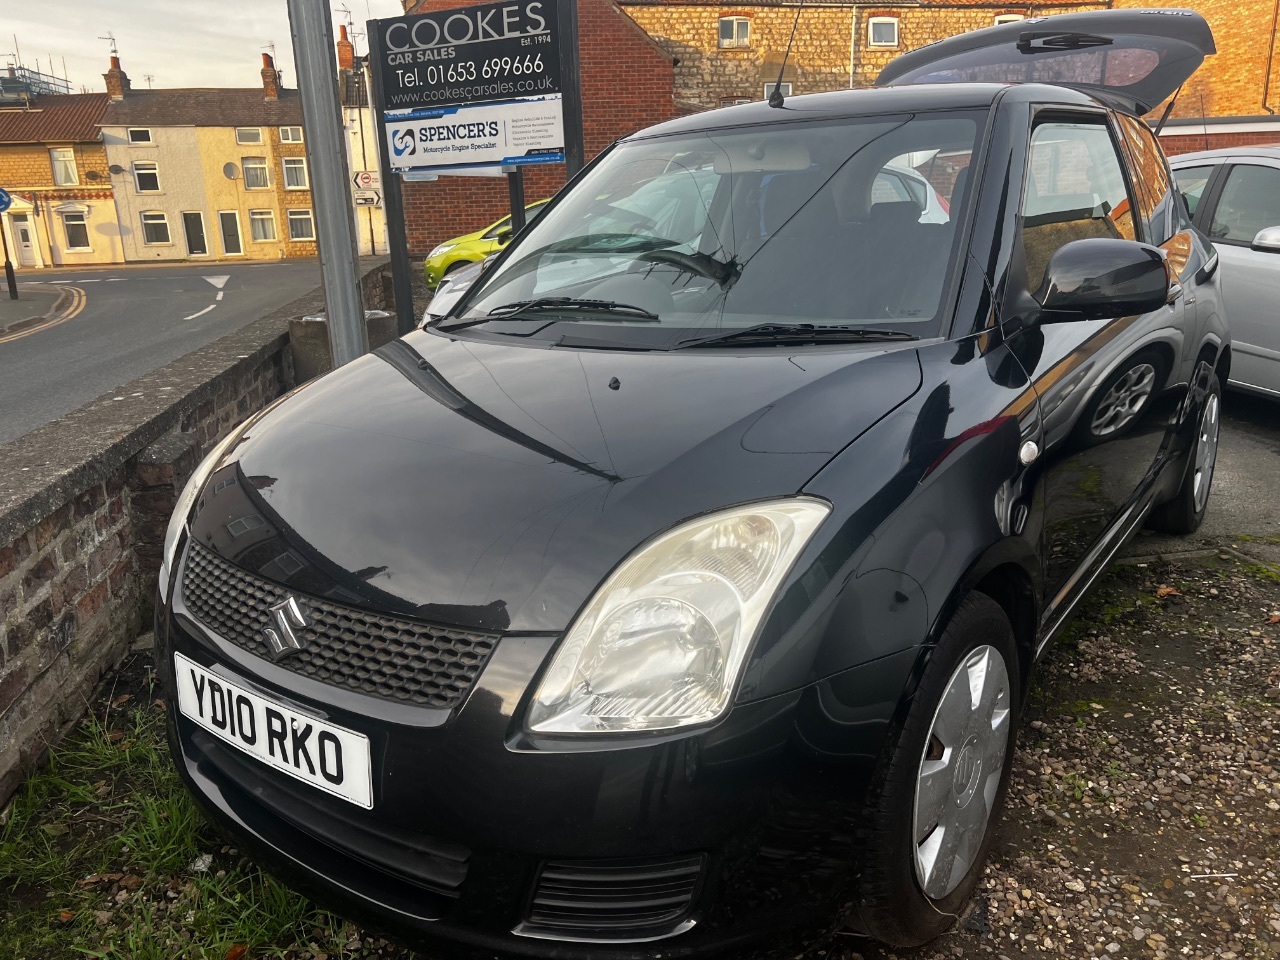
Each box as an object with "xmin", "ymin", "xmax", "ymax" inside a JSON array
[{"xmin": 1171, "ymin": 146, "xmax": 1280, "ymax": 398}]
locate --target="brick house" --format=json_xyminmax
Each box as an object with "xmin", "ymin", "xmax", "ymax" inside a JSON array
[
  {"xmin": 397, "ymin": 0, "xmax": 681, "ymax": 255},
  {"xmin": 97, "ymin": 55, "xmax": 318, "ymax": 263},
  {"xmin": 0, "ymin": 92, "xmax": 124, "ymax": 268}
]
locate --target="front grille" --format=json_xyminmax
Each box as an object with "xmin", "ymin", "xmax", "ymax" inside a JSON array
[
  {"xmin": 181, "ymin": 542, "xmax": 498, "ymax": 709},
  {"xmin": 524, "ymin": 854, "xmax": 705, "ymax": 936}
]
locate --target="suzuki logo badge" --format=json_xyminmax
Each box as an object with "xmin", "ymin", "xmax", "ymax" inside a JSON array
[{"xmin": 263, "ymin": 596, "xmax": 308, "ymax": 659}]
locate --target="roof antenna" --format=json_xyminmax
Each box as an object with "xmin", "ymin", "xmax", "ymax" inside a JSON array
[
  {"xmin": 768, "ymin": 0, "xmax": 804, "ymax": 108},
  {"xmin": 1153, "ymin": 83, "xmax": 1182, "ymax": 136},
  {"xmin": 98, "ymin": 32, "xmax": 118, "ymax": 58}
]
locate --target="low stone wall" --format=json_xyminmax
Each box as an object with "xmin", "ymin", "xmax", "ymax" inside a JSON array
[{"xmin": 0, "ymin": 259, "xmax": 392, "ymax": 806}]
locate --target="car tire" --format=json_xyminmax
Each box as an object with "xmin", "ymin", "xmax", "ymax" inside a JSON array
[
  {"xmin": 1147, "ymin": 372, "xmax": 1221, "ymax": 535},
  {"xmin": 1073, "ymin": 348, "xmax": 1168, "ymax": 448},
  {"xmin": 849, "ymin": 591, "xmax": 1019, "ymax": 947}
]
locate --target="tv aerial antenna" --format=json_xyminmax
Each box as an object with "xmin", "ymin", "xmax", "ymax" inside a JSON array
[{"xmin": 98, "ymin": 32, "xmax": 118, "ymax": 58}]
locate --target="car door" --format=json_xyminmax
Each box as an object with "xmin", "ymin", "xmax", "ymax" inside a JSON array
[
  {"xmin": 1002, "ymin": 112, "xmax": 1189, "ymax": 624},
  {"xmin": 1194, "ymin": 159, "xmax": 1280, "ymax": 395}
]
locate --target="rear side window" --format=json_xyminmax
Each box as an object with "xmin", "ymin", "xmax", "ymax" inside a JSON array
[
  {"xmin": 1115, "ymin": 114, "xmax": 1180, "ymax": 243},
  {"xmin": 1172, "ymin": 165, "xmax": 1213, "ymax": 217},
  {"xmin": 1019, "ymin": 121, "xmax": 1136, "ymax": 292},
  {"xmin": 1207, "ymin": 164, "xmax": 1280, "ymax": 244}
]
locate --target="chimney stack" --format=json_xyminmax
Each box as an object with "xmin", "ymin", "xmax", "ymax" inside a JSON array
[
  {"xmin": 337, "ymin": 24, "xmax": 355, "ymax": 71},
  {"xmin": 104, "ymin": 55, "xmax": 131, "ymax": 100},
  {"xmin": 261, "ymin": 52, "xmax": 280, "ymax": 101}
]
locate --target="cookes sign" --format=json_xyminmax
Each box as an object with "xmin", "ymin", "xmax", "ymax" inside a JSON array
[{"xmin": 372, "ymin": 0, "xmax": 566, "ymax": 172}]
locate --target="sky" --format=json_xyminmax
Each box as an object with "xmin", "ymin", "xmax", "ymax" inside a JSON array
[{"xmin": 5, "ymin": 0, "xmax": 405, "ymax": 93}]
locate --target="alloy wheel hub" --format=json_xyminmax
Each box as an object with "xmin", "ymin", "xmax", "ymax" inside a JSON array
[
  {"xmin": 1091, "ymin": 362, "xmax": 1156, "ymax": 436},
  {"xmin": 1192, "ymin": 392, "xmax": 1220, "ymax": 513}
]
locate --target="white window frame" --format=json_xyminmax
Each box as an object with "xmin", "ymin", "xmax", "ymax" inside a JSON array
[
  {"xmin": 133, "ymin": 160, "xmax": 161, "ymax": 193},
  {"xmin": 994, "ymin": 13, "xmax": 1025, "ymax": 24},
  {"xmin": 868, "ymin": 16, "xmax": 900, "ymax": 48},
  {"xmin": 282, "ymin": 156, "xmax": 309, "ymax": 190},
  {"xmin": 242, "ymin": 156, "xmax": 269, "ymax": 190},
  {"xmin": 287, "ymin": 208, "xmax": 316, "ymax": 241},
  {"xmin": 127, "ymin": 128, "xmax": 152, "ymax": 143},
  {"xmin": 60, "ymin": 211, "xmax": 91, "ymax": 251},
  {"xmin": 763, "ymin": 82, "xmax": 792, "ymax": 100},
  {"xmin": 718, "ymin": 16, "xmax": 751, "ymax": 49},
  {"xmin": 50, "ymin": 147, "xmax": 78, "ymax": 186},
  {"xmin": 279, "ymin": 126, "xmax": 303, "ymax": 143},
  {"xmin": 720, "ymin": 97, "xmax": 753, "ymax": 107},
  {"xmin": 140, "ymin": 211, "xmax": 172, "ymax": 246},
  {"xmin": 249, "ymin": 209, "xmax": 277, "ymax": 242},
  {"xmin": 235, "ymin": 126, "xmax": 263, "ymax": 144}
]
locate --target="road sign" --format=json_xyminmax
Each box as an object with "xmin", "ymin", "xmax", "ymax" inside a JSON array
[
  {"xmin": 353, "ymin": 170, "xmax": 381, "ymax": 189},
  {"xmin": 372, "ymin": 0, "xmax": 566, "ymax": 173},
  {"xmin": 354, "ymin": 190, "xmax": 382, "ymax": 207},
  {"xmin": 0, "ymin": 188, "xmax": 11, "ymax": 213}
]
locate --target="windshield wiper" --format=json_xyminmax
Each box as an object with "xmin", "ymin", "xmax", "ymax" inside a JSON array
[
  {"xmin": 438, "ymin": 297, "xmax": 661, "ymax": 332},
  {"xmin": 673, "ymin": 323, "xmax": 919, "ymax": 349}
]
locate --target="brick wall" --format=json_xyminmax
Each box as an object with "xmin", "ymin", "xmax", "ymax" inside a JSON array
[
  {"xmin": 0, "ymin": 261, "xmax": 394, "ymax": 807},
  {"xmin": 1113, "ymin": 0, "xmax": 1280, "ymax": 118},
  {"xmin": 1160, "ymin": 128, "xmax": 1280, "ymax": 155},
  {"xmin": 398, "ymin": 0, "xmax": 680, "ymax": 254},
  {"xmin": 622, "ymin": 2, "xmax": 1104, "ymax": 110},
  {"xmin": 0, "ymin": 142, "xmax": 111, "ymax": 190}
]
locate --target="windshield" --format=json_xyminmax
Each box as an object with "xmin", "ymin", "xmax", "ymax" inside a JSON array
[{"xmin": 444, "ymin": 111, "xmax": 983, "ymax": 348}]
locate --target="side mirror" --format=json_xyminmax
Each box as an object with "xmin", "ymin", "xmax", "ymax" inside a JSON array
[
  {"xmin": 496, "ymin": 228, "xmax": 513, "ymax": 245},
  {"xmin": 1251, "ymin": 226, "xmax": 1280, "ymax": 252},
  {"xmin": 1035, "ymin": 238, "xmax": 1171, "ymax": 322}
]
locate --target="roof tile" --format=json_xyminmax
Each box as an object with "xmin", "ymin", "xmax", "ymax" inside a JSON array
[
  {"xmin": 0, "ymin": 93, "xmax": 110, "ymax": 144},
  {"xmin": 100, "ymin": 88, "xmax": 304, "ymax": 128}
]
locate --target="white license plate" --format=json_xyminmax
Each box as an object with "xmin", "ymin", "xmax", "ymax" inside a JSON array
[{"xmin": 174, "ymin": 652, "xmax": 373, "ymax": 809}]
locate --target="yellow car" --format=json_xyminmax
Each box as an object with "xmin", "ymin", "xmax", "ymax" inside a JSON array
[{"xmin": 423, "ymin": 200, "xmax": 550, "ymax": 288}]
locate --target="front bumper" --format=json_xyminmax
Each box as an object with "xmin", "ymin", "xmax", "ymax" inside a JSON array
[{"xmin": 158, "ymin": 573, "xmax": 887, "ymax": 960}]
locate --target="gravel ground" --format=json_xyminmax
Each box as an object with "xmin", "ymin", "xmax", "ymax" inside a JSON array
[{"xmin": 832, "ymin": 551, "xmax": 1280, "ymax": 960}]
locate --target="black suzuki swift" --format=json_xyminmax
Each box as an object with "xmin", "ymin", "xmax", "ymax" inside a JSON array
[{"xmin": 157, "ymin": 10, "xmax": 1227, "ymax": 957}]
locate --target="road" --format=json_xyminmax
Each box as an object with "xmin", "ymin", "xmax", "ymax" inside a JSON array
[{"xmin": 0, "ymin": 261, "xmax": 320, "ymax": 446}]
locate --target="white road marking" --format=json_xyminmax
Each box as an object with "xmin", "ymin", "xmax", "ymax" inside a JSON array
[
  {"xmin": 184, "ymin": 305, "xmax": 217, "ymax": 320},
  {"xmin": 216, "ymin": 291, "xmax": 224, "ymax": 301},
  {"xmin": 204, "ymin": 275, "xmax": 230, "ymax": 289},
  {"xmin": 79, "ymin": 279, "xmax": 102, "ymax": 282}
]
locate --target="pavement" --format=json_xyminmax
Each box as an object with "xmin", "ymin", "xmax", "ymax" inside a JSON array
[
  {"xmin": 0, "ymin": 283, "xmax": 63, "ymax": 333},
  {"xmin": 0, "ymin": 260, "xmax": 322, "ymax": 446}
]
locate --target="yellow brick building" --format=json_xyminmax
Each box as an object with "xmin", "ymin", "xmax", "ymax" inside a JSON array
[
  {"xmin": 622, "ymin": 0, "xmax": 1280, "ymax": 129},
  {"xmin": 0, "ymin": 92, "xmax": 125, "ymax": 268}
]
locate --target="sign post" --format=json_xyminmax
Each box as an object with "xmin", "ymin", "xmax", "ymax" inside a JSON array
[
  {"xmin": 369, "ymin": 0, "xmax": 584, "ymax": 330},
  {"xmin": 286, "ymin": 0, "xmax": 367, "ymax": 366},
  {"xmin": 0, "ymin": 188, "xmax": 16, "ymax": 301}
]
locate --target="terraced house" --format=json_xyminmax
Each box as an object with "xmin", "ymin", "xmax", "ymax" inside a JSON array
[
  {"xmin": 0, "ymin": 86, "xmax": 123, "ymax": 268},
  {"xmin": 98, "ymin": 54, "xmax": 317, "ymax": 263}
]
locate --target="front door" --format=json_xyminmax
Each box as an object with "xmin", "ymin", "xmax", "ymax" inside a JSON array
[
  {"xmin": 183, "ymin": 212, "xmax": 208, "ymax": 256},
  {"xmin": 13, "ymin": 217, "xmax": 36, "ymax": 266},
  {"xmin": 219, "ymin": 212, "xmax": 242, "ymax": 256},
  {"xmin": 1002, "ymin": 116, "xmax": 1183, "ymax": 621}
]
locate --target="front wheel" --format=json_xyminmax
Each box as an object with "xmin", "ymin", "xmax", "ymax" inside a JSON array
[
  {"xmin": 1147, "ymin": 373, "xmax": 1222, "ymax": 535},
  {"xmin": 850, "ymin": 592, "xmax": 1019, "ymax": 946}
]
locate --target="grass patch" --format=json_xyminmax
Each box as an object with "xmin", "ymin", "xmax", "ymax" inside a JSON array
[{"xmin": 0, "ymin": 655, "xmax": 401, "ymax": 960}]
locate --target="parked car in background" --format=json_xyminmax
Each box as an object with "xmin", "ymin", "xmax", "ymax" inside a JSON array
[
  {"xmin": 423, "ymin": 200, "xmax": 550, "ymax": 288},
  {"xmin": 1171, "ymin": 147, "xmax": 1280, "ymax": 397},
  {"xmin": 158, "ymin": 10, "xmax": 1224, "ymax": 958}
]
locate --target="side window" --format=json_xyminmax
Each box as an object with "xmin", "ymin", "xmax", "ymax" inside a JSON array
[
  {"xmin": 1207, "ymin": 164, "xmax": 1280, "ymax": 244},
  {"xmin": 1116, "ymin": 114, "xmax": 1179, "ymax": 243},
  {"xmin": 1172, "ymin": 165, "xmax": 1214, "ymax": 218},
  {"xmin": 1020, "ymin": 121, "xmax": 1136, "ymax": 292}
]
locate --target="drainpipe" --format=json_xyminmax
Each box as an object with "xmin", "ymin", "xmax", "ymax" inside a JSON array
[
  {"xmin": 1263, "ymin": 0, "xmax": 1279, "ymax": 114},
  {"xmin": 850, "ymin": 6, "xmax": 863, "ymax": 90}
]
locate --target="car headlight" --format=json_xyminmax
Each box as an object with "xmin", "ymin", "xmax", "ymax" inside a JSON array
[
  {"xmin": 528, "ymin": 498, "xmax": 830, "ymax": 735},
  {"xmin": 428, "ymin": 243, "xmax": 456, "ymax": 260},
  {"xmin": 157, "ymin": 428, "xmax": 245, "ymax": 601}
]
